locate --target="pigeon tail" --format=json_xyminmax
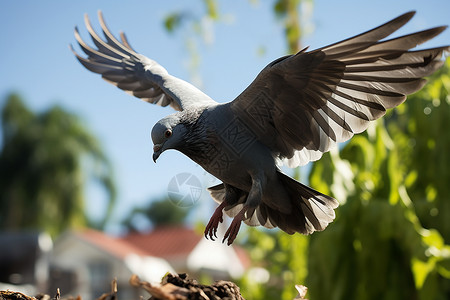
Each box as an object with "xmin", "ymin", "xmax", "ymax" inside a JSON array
[
  {"xmin": 207, "ymin": 172, "xmax": 339, "ymax": 238},
  {"xmin": 276, "ymin": 172, "xmax": 339, "ymax": 235}
]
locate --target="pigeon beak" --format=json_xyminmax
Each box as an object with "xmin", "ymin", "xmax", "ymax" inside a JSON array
[
  {"xmin": 153, "ymin": 143, "xmax": 162, "ymax": 163},
  {"xmin": 152, "ymin": 152, "xmax": 160, "ymax": 163}
]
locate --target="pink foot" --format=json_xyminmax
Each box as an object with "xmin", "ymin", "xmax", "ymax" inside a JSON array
[
  {"xmin": 204, "ymin": 202, "xmax": 226, "ymax": 241},
  {"xmin": 222, "ymin": 207, "xmax": 247, "ymax": 246}
]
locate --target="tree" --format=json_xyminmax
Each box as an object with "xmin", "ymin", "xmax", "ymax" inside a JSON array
[
  {"xmin": 0, "ymin": 94, "xmax": 116, "ymax": 236},
  {"xmin": 306, "ymin": 60, "xmax": 450, "ymax": 300},
  {"xmin": 122, "ymin": 198, "xmax": 191, "ymax": 231}
]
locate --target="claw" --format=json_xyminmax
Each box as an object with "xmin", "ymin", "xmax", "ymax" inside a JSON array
[
  {"xmin": 222, "ymin": 219, "xmax": 241, "ymax": 245},
  {"xmin": 204, "ymin": 202, "xmax": 226, "ymax": 241},
  {"xmin": 222, "ymin": 206, "xmax": 247, "ymax": 246}
]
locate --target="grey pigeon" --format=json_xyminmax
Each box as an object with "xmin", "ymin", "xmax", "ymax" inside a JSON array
[{"xmin": 72, "ymin": 11, "xmax": 449, "ymax": 245}]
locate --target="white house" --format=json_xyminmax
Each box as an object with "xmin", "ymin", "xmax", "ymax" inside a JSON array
[
  {"xmin": 121, "ymin": 226, "xmax": 250, "ymax": 280},
  {"xmin": 50, "ymin": 229, "xmax": 173, "ymax": 300},
  {"xmin": 50, "ymin": 227, "xmax": 249, "ymax": 299}
]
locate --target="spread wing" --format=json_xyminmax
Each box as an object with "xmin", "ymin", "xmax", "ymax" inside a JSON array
[
  {"xmin": 71, "ymin": 11, "xmax": 217, "ymax": 111},
  {"xmin": 230, "ymin": 11, "xmax": 449, "ymax": 167}
]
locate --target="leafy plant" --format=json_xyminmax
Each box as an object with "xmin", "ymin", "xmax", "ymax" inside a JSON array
[{"xmin": 0, "ymin": 94, "xmax": 116, "ymax": 235}]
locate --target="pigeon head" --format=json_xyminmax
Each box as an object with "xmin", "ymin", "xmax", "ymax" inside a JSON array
[{"xmin": 151, "ymin": 114, "xmax": 187, "ymax": 162}]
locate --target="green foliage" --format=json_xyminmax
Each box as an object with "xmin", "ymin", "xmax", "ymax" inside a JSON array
[
  {"xmin": 237, "ymin": 229, "xmax": 309, "ymax": 300},
  {"xmin": 164, "ymin": 13, "xmax": 185, "ymax": 33},
  {"xmin": 306, "ymin": 60, "xmax": 450, "ymax": 300},
  {"xmin": 388, "ymin": 60, "xmax": 450, "ymax": 243},
  {"xmin": 162, "ymin": 0, "xmax": 221, "ymax": 87},
  {"xmin": 0, "ymin": 94, "xmax": 116, "ymax": 236},
  {"xmin": 273, "ymin": 0, "xmax": 301, "ymax": 53},
  {"xmin": 204, "ymin": 0, "xmax": 219, "ymax": 20},
  {"xmin": 163, "ymin": 0, "xmax": 219, "ymax": 34}
]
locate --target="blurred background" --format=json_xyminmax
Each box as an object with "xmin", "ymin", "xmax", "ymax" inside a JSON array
[{"xmin": 1, "ymin": 1, "xmax": 449, "ymax": 299}]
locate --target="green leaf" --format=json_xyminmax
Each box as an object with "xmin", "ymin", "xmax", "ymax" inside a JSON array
[{"xmin": 164, "ymin": 13, "xmax": 183, "ymax": 33}]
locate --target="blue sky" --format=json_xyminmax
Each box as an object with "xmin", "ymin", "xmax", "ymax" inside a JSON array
[{"xmin": 1, "ymin": 1, "xmax": 449, "ymax": 232}]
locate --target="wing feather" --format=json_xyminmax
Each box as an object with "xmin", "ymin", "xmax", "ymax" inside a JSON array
[
  {"xmin": 230, "ymin": 11, "xmax": 449, "ymax": 167},
  {"xmin": 72, "ymin": 11, "xmax": 217, "ymax": 111}
]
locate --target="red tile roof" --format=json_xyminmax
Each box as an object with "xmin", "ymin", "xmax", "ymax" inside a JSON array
[
  {"xmin": 122, "ymin": 226, "xmax": 202, "ymax": 259},
  {"xmin": 74, "ymin": 227, "xmax": 250, "ymax": 269},
  {"xmin": 233, "ymin": 245, "xmax": 251, "ymax": 269},
  {"xmin": 76, "ymin": 229, "xmax": 151, "ymax": 259}
]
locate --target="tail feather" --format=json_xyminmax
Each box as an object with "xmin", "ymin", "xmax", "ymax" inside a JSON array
[
  {"xmin": 278, "ymin": 172, "xmax": 338, "ymax": 234},
  {"xmin": 207, "ymin": 172, "xmax": 339, "ymax": 235}
]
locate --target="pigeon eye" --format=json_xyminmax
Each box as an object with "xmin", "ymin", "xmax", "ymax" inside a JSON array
[{"xmin": 164, "ymin": 129, "xmax": 172, "ymax": 138}]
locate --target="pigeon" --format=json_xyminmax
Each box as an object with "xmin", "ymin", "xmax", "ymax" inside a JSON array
[{"xmin": 72, "ymin": 11, "xmax": 449, "ymax": 245}]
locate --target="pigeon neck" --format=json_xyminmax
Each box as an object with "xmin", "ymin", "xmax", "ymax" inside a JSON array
[{"xmin": 178, "ymin": 113, "xmax": 211, "ymax": 163}]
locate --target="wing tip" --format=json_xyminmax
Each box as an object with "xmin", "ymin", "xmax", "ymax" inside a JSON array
[
  {"xmin": 403, "ymin": 10, "xmax": 416, "ymax": 20},
  {"xmin": 68, "ymin": 43, "xmax": 76, "ymax": 54},
  {"xmin": 97, "ymin": 10, "xmax": 107, "ymax": 31}
]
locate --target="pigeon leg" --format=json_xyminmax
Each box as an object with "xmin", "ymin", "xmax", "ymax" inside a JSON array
[
  {"xmin": 222, "ymin": 206, "xmax": 248, "ymax": 246},
  {"xmin": 205, "ymin": 184, "xmax": 243, "ymax": 241},
  {"xmin": 204, "ymin": 201, "xmax": 227, "ymax": 240},
  {"xmin": 222, "ymin": 173, "xmax": 263, "ymax": 245}
]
